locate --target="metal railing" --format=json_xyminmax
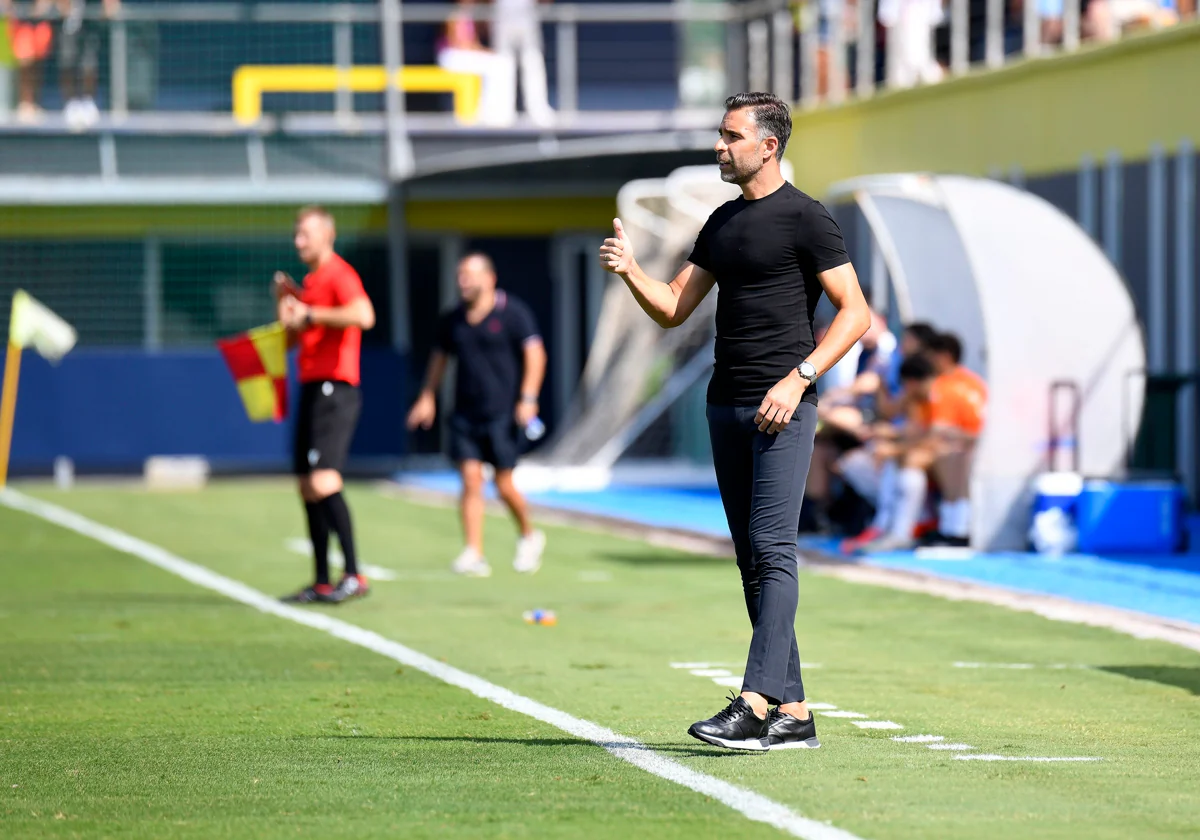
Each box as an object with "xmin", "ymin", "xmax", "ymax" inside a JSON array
[{"xmin": 0, "ymin": 0, "xmax": 1192, "ymax": 127}]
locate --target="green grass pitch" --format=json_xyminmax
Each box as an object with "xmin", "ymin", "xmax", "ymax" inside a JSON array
[{"xmin": 2, "ymin": 482, "xmax": 1199, "ymax": 839}]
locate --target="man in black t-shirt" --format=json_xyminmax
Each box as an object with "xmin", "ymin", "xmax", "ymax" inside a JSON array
[
  {"xmin": 599, "ymin": 92, "xmax": 871, "ymax": 752},
  {"xmin": 406, "ymin": 252, "xmax": 548, "ymax": 578}
]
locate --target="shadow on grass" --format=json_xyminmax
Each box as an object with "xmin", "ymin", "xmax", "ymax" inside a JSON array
[
  {"xmin": 1097, "ymin": 665, "xmax": 1200, "ymax": 695},
  {"xmin": 599, "ymin": 551, "xmax": 732, "ymax": 568},
  {"xmin": 320, "ymin": 734, "xmax": 758, "ymax": 757}
]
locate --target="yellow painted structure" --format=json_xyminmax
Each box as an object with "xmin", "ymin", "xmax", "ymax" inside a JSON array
[
  {"xmin": 786, "ymin": 22, "xmax": 1200, "ymax": 196},
  {"xmin": 233, "ymin": 65, "xmax": 483, "ymax": 124},
  {"xmin": 0, "ymin": 197, "xmax": 619, "ymax": 238}
]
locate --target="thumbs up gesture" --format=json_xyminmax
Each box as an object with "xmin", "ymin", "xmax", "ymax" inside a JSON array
[{"xmin": 599, "ymin": 218, "xmax": 635, "ymax": 276}]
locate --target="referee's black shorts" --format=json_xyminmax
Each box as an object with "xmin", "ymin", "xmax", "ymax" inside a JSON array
[{"xmin": 293, "ymin": 380, "xmax": 361, "ymax": 475}]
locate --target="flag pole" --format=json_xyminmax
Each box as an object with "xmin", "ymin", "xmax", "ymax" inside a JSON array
[{"xmin": 0, "ymin": 340, "xmax": 21, "ymax": 488}]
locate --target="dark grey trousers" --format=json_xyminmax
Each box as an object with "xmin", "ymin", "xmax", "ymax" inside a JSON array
[{"xmin": 707, "ymin": 402, "xmax": 818, "ymax": 705}]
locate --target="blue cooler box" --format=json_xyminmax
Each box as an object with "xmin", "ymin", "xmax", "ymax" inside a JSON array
[{"xmin": 1075, "ymin": 480, "xmax": 1185, "ymax": 554}]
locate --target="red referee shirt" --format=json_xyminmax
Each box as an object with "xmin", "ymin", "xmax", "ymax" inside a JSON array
[{"xmin": 297, "ymin": 253, "xmax": 367, "ymax": 386}]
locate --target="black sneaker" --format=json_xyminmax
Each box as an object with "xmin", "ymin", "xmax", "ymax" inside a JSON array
[
  {"xmin": 919, "ymin": 531, "xmax": 970, "ymax": 548},
  {"xmin": 766, "ymin": 708, "xmax": 821, "ymax": 750},
  {"xmin": 687, "ymin": 693, "xmax": 769, "ymax": 752},
  {"xmin": 280, "ymin": 583, "xmax": 335, "ymax": 604},
  {"xmin": 324, "ymin": 575, "xmax": 369, "ymax": 604}
]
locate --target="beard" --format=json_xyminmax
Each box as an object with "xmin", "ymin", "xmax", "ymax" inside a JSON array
[{"xmin": 718, "ymin": 155, "xmax": 763, "ymax": 185}]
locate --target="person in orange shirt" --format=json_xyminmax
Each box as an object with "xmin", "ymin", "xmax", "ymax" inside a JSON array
[
  {"xmin": 923, "ymin": 332, "xmax": 986, "ymax": 546},
  {"xmin": 274, "ymin": 206, "xmax": 376, "ymax": 604},
  {"xmin": 858, "ymin": 332, "xmax": 987, "ymax": 551}
]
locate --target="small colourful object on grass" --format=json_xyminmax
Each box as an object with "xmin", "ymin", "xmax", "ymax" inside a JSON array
[{"xmin": 523, "ymin": 609, "xmax": 557, "ymax": 626}]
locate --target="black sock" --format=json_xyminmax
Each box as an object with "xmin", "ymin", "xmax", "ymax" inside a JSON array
[
  {"xmin": 305, "ymin": 501, "xmax": 331, "ymax": 586},
  {"xmin": 321, "ymin": 492, "xmax": 359, "ymax": 577}
]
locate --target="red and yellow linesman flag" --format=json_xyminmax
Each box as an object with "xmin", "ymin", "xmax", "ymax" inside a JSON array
[{"xmin": 217, "ymin": 322, "xmax": 289, "ymax": 423}]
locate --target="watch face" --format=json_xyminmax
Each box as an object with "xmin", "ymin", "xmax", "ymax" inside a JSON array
[{"xmin": 799, "ymin": 362, "xmax": 816, "ymax": 379}]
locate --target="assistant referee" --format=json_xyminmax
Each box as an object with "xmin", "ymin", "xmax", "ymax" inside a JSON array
[
  {"xmin": 599, "ymin": 92, "xmax": 870, "ymax": 751},
  {"xmin": 275, "ymin": 206, "xmax": 376, "ymax": 605}
]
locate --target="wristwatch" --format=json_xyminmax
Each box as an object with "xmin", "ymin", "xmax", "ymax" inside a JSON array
[{"xmin": 796, "ymin": 361, "xmax": 817, "ymax": 383}]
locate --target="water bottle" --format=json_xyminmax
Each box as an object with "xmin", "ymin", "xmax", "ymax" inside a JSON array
[
  {"xmin": 524, "ymin": 416, "xmax": 546, "ymax": 442},
  {"xmin": 522, "ymin": 609, "xmax": 557, "ymax": 626}
]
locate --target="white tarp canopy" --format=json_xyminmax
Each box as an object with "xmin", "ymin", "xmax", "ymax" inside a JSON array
[{"xmin": 831, "ymin": 174, "xmax": 1146, "ymax": 550}]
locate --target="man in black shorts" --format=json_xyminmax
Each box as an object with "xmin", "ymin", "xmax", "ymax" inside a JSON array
[
  {"xmin": 407, "ymin": 252, "xmax": 547, "ymax": 578},
  {"xmin": 275, "ymin": 206, "xmax": 376, "ymax": 604},
  {"xmin": 599, "ymin": 92, "xmax": 870, "ymax": 751}
]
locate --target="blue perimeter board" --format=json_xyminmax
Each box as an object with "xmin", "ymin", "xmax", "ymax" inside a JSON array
[{"xmin": 395, "ymin": 472, "xmax": 1200, "ymax": 627}]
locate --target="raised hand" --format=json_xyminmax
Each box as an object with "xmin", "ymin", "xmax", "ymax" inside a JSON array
[{"xmin": 598, "ymin": 218, "xmax": 635, "ymax": 275}]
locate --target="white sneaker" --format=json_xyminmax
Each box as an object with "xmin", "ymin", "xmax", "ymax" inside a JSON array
[
  {"xmin": 78, "ymin": 96, "xmax": 100, "ymax": 127},
  {"xmin": 451, "ymin": 547, "xmax": 492, "ymax": 577},
  {"xmin": 64, "ymin": 99, "xmax": 88, "ymax": 133},
  {"xmin": 513, "ymin": 530, "xmax": 546, "ymax": 574}
]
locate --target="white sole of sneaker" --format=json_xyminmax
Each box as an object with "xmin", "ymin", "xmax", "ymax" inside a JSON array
[
  {"xmin": 454, "ymin": 566, "xmax": 492, "ymax": 578},
  {"xmin": 689, "ymin": 731, "xmax": 770, "ymax": 752},
  {"xmin": 768, "ymin": 738, "xmax": 821, "ymax": 750},
  {"xmin": 513, "ymin": 560, "xmax": 541, "ymax": 575}
]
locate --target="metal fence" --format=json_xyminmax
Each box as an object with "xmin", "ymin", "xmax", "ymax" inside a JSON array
[{"xmin": 0, "ymin": 0, "xmax": 1191, "ymax": 127}]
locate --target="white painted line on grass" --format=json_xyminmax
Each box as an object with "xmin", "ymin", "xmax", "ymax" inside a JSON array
[
  {"xmin": 712, "ymin": 676, "xmax": 745, "ymax": 688},
  {"xmin": 670, "ymin": 661, "xmax": 737, "ymax": 669},
  {"xmin": 892, "ymin": 735, "xmax": 944, "ymax": 743},
  {"xmin": 690, "ymin": 669, "xmax": 734, "ymax": 677},
  {"xmin": 3, "ymin": 489, "xmax": 863, "ymax": 840},
  {"xmin": 284, "ymin": 538, "xmax": 399, "ymax": 581},
  {"xmin": 927, "ymin": 744, "xmax": 974, "ymax": 751},
  {"xmin": 955, "ymin": 755, "xmax": 1102, "ymax": 762},
  {"xmin": 807, "ymin": 703, "xmax": 838, "ymax": 711},
  {"xmin": 820, "ymin": 711, "xmax": 867, "ymax": 719},
  {"xmin": 851, "ymin": 721, "xmax": 904, "ymax": 730}
]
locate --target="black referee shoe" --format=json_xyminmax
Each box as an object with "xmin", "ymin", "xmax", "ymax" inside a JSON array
[
  {"xmin": 687, "ymin": 693, "xmax": 769, "ymax": 752},
  {"xmin": 280, "ymin": 583, "xmax": 335, "ymax": 604},
  {"xmin": 324, "ymin": 574, "xmax": 369, "ymax": 604},
  {"xmin": 766, "ymin": 708, "xmax": 821, "ymax": 750}
]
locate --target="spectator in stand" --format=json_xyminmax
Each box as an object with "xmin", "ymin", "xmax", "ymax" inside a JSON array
[
  {"xmin": 1087, "ymin": 0, "xmax": 1179, "ymax": 40},
  {"xmin": 55, "ymin": 0, "xmax": 121, "ymax": 130},
  {"xmin": 492, "ymin": 0, "xmax": 555, "ymax": 126},
  {"xmin": 437, "ymin": 0, "xmax": 517, "ymax": 127},
  {"xmin": 3, "ymin": 0, "xmax": 54, "ymax": 123},
  {"xmin": 878, "ymin": 0, "xmax": 944, "ymax": 89}
]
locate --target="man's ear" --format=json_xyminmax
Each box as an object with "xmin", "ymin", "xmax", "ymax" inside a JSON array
[{"xmin": 762, "ymin": 136, "xmax": 779, "ymax": 162}]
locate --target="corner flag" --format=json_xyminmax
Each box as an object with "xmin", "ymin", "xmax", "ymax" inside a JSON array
[
  {"xmin": 217, "ymin": 322, "xmax": 289, "ymax": 423},
  {"xmin": 0, "ymin": 290, "xmax": 79, "ymax": 487}
]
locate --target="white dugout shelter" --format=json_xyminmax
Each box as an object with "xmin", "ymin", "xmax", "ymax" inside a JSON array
[
  {"xmin": 547, "ymin": 169, "xmax": 1145, "ymax": 552},
  {"xmin": 833, "ymin": 174, "xmax": 1146, "ymax": 550}
]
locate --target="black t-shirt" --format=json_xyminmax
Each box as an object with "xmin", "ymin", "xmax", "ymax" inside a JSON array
[
  {"xmin": 687, "ymin": 182, "xmax": 849, "ymax": 407},
  {"xmin": 436, "ymin": 291, "xmax": 541, "ymax": 423}
]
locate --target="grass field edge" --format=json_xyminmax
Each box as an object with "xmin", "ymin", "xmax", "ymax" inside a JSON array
[
  {"xmin": 1, "ymin": 487, "xmax": 865, "ymax": 840},
  {"xmin": 380, "ymin": 482, "xmax": 1200, "ymax": 655}
]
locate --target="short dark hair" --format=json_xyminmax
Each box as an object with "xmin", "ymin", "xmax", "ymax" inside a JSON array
[
  {"xmin": 928, "ymin": 332, "xmax": 963, "ymax": 364},
  {"xmin": 899, "ymin": 355, "xmax": 935, "ymax": 382},
  {"xmin": 459, "ymin": 251, "xmax": 496, "ymax": 276},
  {"xmin": 903, "ymin": 322, "xmax": 939, "ymax": 349},
  {"xmin": 724, "ymin": 92, "xmax": 791, "ymax": 161}
]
